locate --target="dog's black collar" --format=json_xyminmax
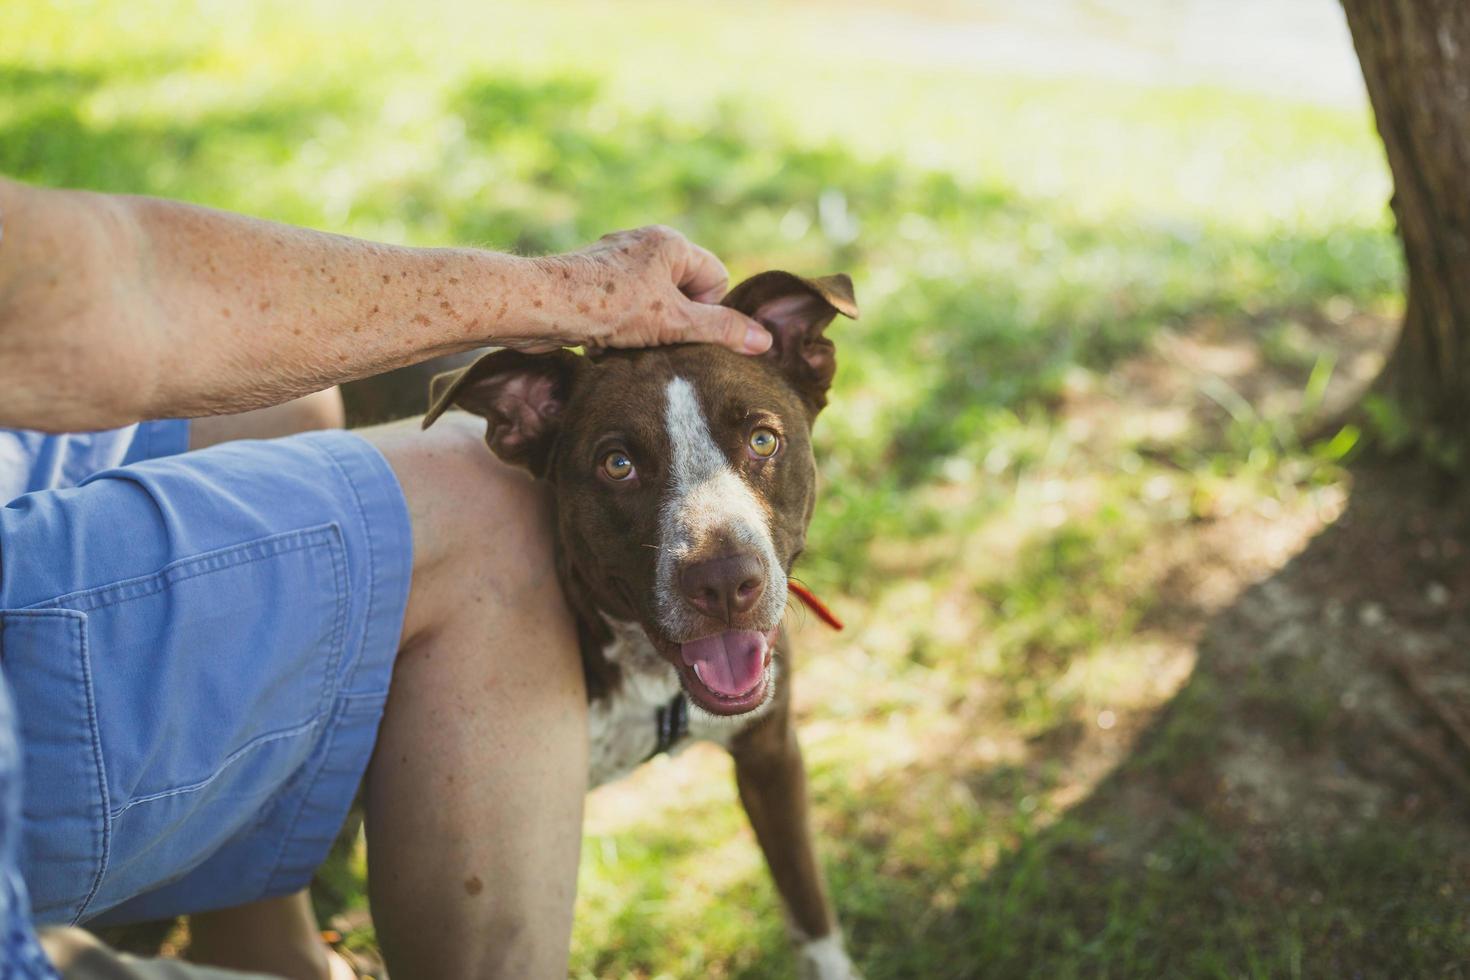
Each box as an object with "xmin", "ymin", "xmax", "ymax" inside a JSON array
[{"xmin": 647, "ymin": 692, "xmax": 690, "ymax": 760}]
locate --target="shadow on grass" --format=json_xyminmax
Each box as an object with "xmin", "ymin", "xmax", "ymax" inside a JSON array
[{"xmin": 825, "ymin": 462, "xmax": 1470, "ymax": 978}]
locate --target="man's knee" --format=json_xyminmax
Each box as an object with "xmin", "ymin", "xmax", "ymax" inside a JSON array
[
  {"xmin": 426, "ymin": 466, "xmax": 566, "ymax": 653},
  {"xmin": 459, "ymin": 463, "xmax": 557, "ymax": 582},
  {"xmin": 361, "ymin": 412, "xmax": 572, "ymax": 664}
]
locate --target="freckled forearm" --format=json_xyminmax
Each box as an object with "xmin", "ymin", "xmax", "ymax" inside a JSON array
[
  {"xmin": 0, "ymin": 177, "xmax": 580, "ymax": 430},
  {"xmin": 131, "ymin": 196, "xmax": 544, "ymax": 417}
]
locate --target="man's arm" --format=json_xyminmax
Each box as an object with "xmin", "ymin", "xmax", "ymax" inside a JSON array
[{"xmin": 0, "ymin": 177, "xmax": 768, "ymax": 432}]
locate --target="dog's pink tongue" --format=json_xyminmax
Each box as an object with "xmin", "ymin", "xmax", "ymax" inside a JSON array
[{"xmin": 680, "ymin": 630, "xmax": 767, "ymax": 697}]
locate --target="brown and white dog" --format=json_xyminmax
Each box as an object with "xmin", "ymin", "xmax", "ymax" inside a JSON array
[{"xmin": 421, "ymin": 271, "xmax": 860, "ymax": 979}]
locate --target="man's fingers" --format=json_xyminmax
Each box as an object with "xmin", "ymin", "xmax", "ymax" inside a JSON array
[
  {"xmin": 681, "ymin": 299, "xmax": 772, "ymax": 355},
  {"xmin": 578, "ymin": 226, "xmax": 764, "ymax": 351},
  {"xmin": 671, "ymin": 239, "xmax": 730, "ymax": 304}
]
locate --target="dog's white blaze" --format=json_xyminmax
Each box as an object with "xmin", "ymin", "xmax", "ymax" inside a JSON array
[{"xmin": 655, "ymin": 377, "xmax": 787, "ymax": 641}]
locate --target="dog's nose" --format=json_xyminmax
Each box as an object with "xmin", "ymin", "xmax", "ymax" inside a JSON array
[{"xmin": 679, "ymin": 553, "xmax": 765, "ymax": 620}]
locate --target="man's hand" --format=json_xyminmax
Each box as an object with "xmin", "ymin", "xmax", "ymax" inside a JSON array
[{"xmin": 522, "ymin": 226, "xmax": 772, "ymax": 355}]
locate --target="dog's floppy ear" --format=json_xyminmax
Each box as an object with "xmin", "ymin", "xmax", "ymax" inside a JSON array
[
  {"xmin": 722, "ymin": 271, "xmax": 858, "ymax": 413},
  {"xmin": 422, "ymin": 348, "xmax": 584, "ymax": 476}
]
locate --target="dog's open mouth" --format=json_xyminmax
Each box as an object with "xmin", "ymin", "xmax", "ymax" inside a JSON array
[{"xmin": 677, "ymin": 628, "xmax": 776, "ymax": 715}]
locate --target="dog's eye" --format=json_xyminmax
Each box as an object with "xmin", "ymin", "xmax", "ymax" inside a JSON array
[
  {"xmin": 601, "ymin": 450, "xmax": 636, "ymax": 481},
  {"xmin": 748, "ymin": 427, "xmax": 780, "ymax": 459}
]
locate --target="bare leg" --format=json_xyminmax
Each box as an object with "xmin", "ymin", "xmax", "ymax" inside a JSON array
[
  {"xmin": 360, "ymin": 415, "xmax": 587, "ymax": 980},
  {"xmin": 187, "ymin": 388, "xmax": 344, "ymax": 451},
  {"xmin": 187, "ymin": 892, "xmax": 349, "ymax": 980},
  {"xmin": 185, "ymin": 407, "xmax": 585, "ymax": 980},
  {"xmin": 42, "ymin": 925, "xmax": 281, "ymax": 978}
]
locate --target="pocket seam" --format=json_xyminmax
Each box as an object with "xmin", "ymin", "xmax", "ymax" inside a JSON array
[
  {"xmin": 29, "ymin": 526, "xmax": 342, "ymax": 614},
  {"xmin": 1, "ymin": 608, "xmax": 112, "ymax": 924},
  {"xmin": 107, "ymin": 716, "xmax": 322, "ymax": 820},
  {"xmin": 259, "ymin": 438, "xmax": 376, "ymax": 885}
]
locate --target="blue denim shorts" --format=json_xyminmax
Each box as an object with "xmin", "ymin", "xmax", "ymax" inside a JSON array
[{"xmin": 0, "ymin": 422, "xmax": 411, "ymax": 927}]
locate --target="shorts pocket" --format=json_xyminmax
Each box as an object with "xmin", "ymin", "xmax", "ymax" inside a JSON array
[
  {"xmin": 2, "ymin": 608, "xmax": 110, "ymax": 925},
  {"xmin": 19, "ymin": 525, "xmax": 350, "ymax": 921}
]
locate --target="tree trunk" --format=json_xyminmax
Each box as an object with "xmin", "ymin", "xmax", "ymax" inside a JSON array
[{"xmin": 1340, "ymin": 0, "xmax": 1470, "ymax": 443}]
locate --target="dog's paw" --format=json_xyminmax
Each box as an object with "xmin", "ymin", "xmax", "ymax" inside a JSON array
[{"xmin": 797, "ymin": 934, "xmax": 863, "ymax": 980}]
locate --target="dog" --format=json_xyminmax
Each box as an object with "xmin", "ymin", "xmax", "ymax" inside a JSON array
[{"xmin": 421, "ymin": 270, "xmax": 861, "ymax": 979}]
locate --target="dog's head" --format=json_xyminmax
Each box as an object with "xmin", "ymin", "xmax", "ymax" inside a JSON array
[{"xmin": 422, "ymin": 271, "xmax": 856, "ymax": 717}]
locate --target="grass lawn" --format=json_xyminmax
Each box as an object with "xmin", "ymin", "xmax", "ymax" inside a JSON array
[{"xmin": 10, "ymin": 2, "xmax": 1470, "ymax": 977}]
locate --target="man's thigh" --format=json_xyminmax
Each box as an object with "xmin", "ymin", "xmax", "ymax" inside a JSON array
[
  {"xmin": 0, "ymin": 431, "xmax": 411, "ymax": 927},
  {"xmin": 187, "ymin": 388, "xmax": 344, "ymax": 451}
]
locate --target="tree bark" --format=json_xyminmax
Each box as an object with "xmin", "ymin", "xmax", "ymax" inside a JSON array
[{"xmin": 1340, "ymin": 0, "xmax": 1470, "ymax": 441}]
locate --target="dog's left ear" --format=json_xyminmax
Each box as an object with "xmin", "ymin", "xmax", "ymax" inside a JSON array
[
  {"xmin": 422, "ymin": 348, "xmax": 584, "ymax": 477},
  {"xmin": 722, "ymin": 271, "xmax": 858, "ymax": 413}
]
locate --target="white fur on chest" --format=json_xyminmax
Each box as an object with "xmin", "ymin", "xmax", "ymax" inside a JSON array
[{"xmin": 588, "ymin": 619, "xmax": 738, "ymax": 789}]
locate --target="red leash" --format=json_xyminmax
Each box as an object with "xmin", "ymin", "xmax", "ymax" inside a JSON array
[{"xmin": 788, "ymin": 581, "xmax": 844, "ymax": 631}]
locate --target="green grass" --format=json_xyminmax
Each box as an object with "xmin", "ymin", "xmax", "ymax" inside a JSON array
[{"xmin": 11, "ymin": 1, "xmax": 1466, "ymax": 976}]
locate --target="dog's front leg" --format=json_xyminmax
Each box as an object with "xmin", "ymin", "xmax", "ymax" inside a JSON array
[{"xmin": 731, "ymin": 708, "xmax": 861, "ymax": 980}]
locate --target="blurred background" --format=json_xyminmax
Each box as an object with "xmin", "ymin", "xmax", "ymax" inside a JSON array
[{"xmin": 8, "ymin": 0, "xmax": 1469, "ymax": 976}]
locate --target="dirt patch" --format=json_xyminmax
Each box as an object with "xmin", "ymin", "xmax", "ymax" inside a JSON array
[{"xmin": 1069, "ymin": 460, "xmax": 1470, "ymax": 931}]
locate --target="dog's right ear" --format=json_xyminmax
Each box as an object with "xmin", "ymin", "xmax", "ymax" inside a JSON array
[
  {"xmin": 722, "ymin": 271, "xmax": 858, "ymax": 415},
  {"xmin": 422, "ymin": 348, "xmax": 584, "ymax": 476}
]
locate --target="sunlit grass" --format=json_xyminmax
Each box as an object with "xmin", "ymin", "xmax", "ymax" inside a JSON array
[{"xmin": 11, "ymin": 1, "xmax": 1463, "ymax": 975}]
